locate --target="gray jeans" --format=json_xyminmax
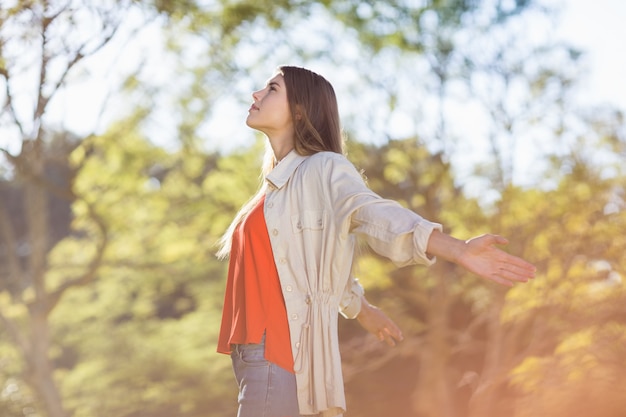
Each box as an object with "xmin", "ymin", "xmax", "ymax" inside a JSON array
[{"xmin": 231, "ymin": 334, "xmax": 303, "ymax": 417}]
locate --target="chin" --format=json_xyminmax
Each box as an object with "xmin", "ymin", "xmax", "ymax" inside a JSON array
[{"xmin": 245, "ymin": 114, "xmax": 260, "ymax": 127}]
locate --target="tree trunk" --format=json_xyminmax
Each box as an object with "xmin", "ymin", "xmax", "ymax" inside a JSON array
[
  {"xmin": 467, "ymin": 290, "xmax": 506, "ymax": 417},
  {"xmin": 22, "ymin": 147, "xmax": 70, "ymax": 417},
  {"xmin": 411, "ymin": 262, "xmax": 456, "ymax": 417},
  {"xmin": 26, "ymin": 311, "xmax": 69, "ymax": 417}
]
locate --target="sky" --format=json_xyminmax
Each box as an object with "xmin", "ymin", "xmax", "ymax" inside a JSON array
[
  {"xmin": 549, "ymin": 0, "xmax": 626, "ymax": 110},
  {"xmin": 1, "ymin": 0, "xmax": 625, "ymax": 156}
]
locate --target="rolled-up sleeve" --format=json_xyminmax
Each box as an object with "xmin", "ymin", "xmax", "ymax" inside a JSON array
[
  {"xmin": 339, "ymin": 277, "xmax": 365, "ymax": 319},
  {"xmin": 325, "ymin": 153, "xmax": 443, "ymax": 268},
  {"xmin": 351, "ymin": 199, "xmax": 442, "ymax": 267}
]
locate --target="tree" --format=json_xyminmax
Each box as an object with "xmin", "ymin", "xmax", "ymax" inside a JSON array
[
  {"xmin": 0, "ymin": 2, "xmax": 151, "ymax": 416},
  {"xmin": 336, "ymin": 124, "xmax": 625, "ymax": 417},
  {"xmin": 501, "ymin": 133, "xmax": 626, "ymax": 417},
  {"xmin": 3, "ymin": 1, "xmax": 621, "ymax": 416},
  {"xmin": 48, "ymin": 124, "xmax": 263, "ymax": 416},
  {"xmin": 338, "ymin": 138, "xmax": 494, "ymax": 417}
]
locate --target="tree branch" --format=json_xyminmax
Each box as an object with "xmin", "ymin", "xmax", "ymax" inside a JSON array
[
  {"xmin": 33, "ymin": 5, "xmax": 124, "ymax": 139},
  {"xmin": 2, "ymin": 149, "xmax": 75, "ymax": 201},
  {"xmin": 0, "ymin": 62, "xmax": 26, "ymax": 138},
  {"xmin": 43, "ymin": 201, "xmax": 109, "ymax": 315},
  {"xmin": 0, "ymin": 306, "xmax": 30, "ymax": 356},
  {"xmin": 0, "ymin": 197, "xmax": 24, "ymax": 295}
]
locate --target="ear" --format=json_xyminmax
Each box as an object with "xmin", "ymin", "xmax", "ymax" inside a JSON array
[{"xmin": 294, "ymin": 104, "xmax": 303, "ymax": 120}]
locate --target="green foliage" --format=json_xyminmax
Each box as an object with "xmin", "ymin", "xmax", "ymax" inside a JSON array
[
  {"xmin": 343, "ymin": 135, "xmax": 626, "ymax": 417},
  {"xmin": 315, "ymin": 0, "xmax": 481, "ymax": 53},
  {"xmin": 2, "ymin": 1, "xmax": 624, "ymax": 417},
  {"xmin": 0, "ymin": 325, "xmax": 39, "ymax": 417},
  {"xmin": 510, "ymin": 323, "xmax": 626, "ymax": 417},
  {"xmin": 54, "ymin": 282, "xmax": 235, "ymax": 417},
  {"xmin": 499, "ymin": 169, "xmax": 626, "ymax": 417},
  {"xmin": 41, "ymin": 120, "xmax": 265, "ymax": 416}
]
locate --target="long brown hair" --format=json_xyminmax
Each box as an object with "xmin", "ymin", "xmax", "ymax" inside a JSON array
[
  {"xmin": 281, "ymin": 65, "xmax": 344, "ymax": 155},
  {"xmin": 216, "ymin": 66, "xmax": 344, "ymax": 259}
]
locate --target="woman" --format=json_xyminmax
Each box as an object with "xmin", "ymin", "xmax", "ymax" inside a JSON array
[{"xmin": 217, "ymin": 66, "xmax": 536, "ymax": 417}]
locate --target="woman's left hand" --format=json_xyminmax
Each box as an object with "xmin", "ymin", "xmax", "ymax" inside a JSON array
[{"xmin": 356, "ymin": 296, "xmax": 403, "ymax": 347}]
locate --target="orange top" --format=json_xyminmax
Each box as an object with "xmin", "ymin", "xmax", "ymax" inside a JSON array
[{"xmin": 217, "ymin": 195, "xmax": 294, "ymax": 372}]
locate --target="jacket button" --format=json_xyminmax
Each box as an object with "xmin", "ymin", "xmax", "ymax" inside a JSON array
[
  {"xmin": 296, "ymin": 222, "xmax": 302, "ymax": 229},
  {"xmin": 291, "ymin": 314, "xmax": 298, "ymax": 320},
  {"xmin": 279, "ymin": 258, "xmax": 287, "ymax": 264},
  {"xmin": 272, "ymin": 229, "xmax": 278, "ymax": 236},
  {"xmin": 267, "ymin": 202, "xmax": 273, "ymax": 208},
  {"xmin": 286, "ymin": 285, "xmax": 293, "ymax": 292}
]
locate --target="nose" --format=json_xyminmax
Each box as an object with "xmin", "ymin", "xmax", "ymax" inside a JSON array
[{"xmin": 252, "ymin": 88, "xmax": 263, "ymax": 101}]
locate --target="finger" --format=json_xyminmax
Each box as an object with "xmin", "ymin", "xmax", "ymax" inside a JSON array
[
  {"xmin": 377, "ymin": 331, "xmax": 390, "ymax": 346},
  {"xmin": 490, "ymin": 234, "xmax": 509, "ymax": 246},
  {"xmin": 385, "ymin": 325, "xmax": 404, "ymax": 343},
  {"xmin": 489, "ymin": 274, "xmax": 515, "ymax": 287},
  {"xmin": 499, "ymin": 264, "xmax": 535, "ymax": 282},
  {"xmin": 502, "ymin": 254, "xmax": 537, "ymax": 274},
  {"xmin": 379, "ymin": 330, "xmax": 397, "ymax": 347},
  {"xmin": 383, "ymin": 327, "xmax": 403, "ymax": 345}
]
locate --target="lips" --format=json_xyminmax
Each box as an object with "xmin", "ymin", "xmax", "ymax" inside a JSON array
[{"xmin": 249, "ymin": 104, "xmax": 259, "ymax": 112}]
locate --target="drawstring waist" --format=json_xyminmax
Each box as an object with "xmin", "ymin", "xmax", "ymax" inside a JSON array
[{"xmin": 292, "ymin": 293, "xmax": 339, "ymax": 409}]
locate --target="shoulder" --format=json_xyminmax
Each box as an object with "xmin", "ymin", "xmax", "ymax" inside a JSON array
[
  {"xmin": 300, "ymin": 152, "xmax": 367, "ymax": 192},
  {"xmin": 304, "ymin": 151, "xmax": 353, "ymax": 171}
]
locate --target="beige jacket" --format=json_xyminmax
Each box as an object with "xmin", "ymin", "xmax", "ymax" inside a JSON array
[{"xmin": 263, "ymin": 150, "xmax": 442, "ymax": 416}]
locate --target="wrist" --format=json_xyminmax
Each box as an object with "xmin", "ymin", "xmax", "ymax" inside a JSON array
[
  {"xmin": 426, "ymin": 229, "xmax": 466, "ymax": 264},
  {"xmin": 356, "ymin": 296, "xmax": 371, "ymax": 320}
]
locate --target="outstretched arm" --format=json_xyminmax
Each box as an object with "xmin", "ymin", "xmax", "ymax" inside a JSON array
[{"xmin": 426, "ymin": 230, "xmax": 536, "ymax": 286}]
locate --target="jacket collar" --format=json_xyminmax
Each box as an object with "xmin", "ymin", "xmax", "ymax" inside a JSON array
[{"xmin": 265, "ymin": 149, "xmax": 308, "ymax": 190}]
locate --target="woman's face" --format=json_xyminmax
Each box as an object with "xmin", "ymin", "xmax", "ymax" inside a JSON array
[{"xmin": 246, "ymin": 73, "xmax": 293, "ymax": 138}]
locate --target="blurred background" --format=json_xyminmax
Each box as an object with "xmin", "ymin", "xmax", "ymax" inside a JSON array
[{"xmin": 1, "ymin": 0, "xmax": 625, "ymax": 416}]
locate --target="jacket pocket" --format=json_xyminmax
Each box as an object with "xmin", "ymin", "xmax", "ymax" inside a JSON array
[{"xmin": 291, "ymin": 210, "xmax": 325, "ymax": 233}]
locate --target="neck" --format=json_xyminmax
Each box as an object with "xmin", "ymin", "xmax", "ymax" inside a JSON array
[
  {"xmin": 274, "ymin": 147, "xmax": 293, "ymax": 163},
  {"xmin": 266, "ymin": 132, "xmax": 295, "ymax": 162}
]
